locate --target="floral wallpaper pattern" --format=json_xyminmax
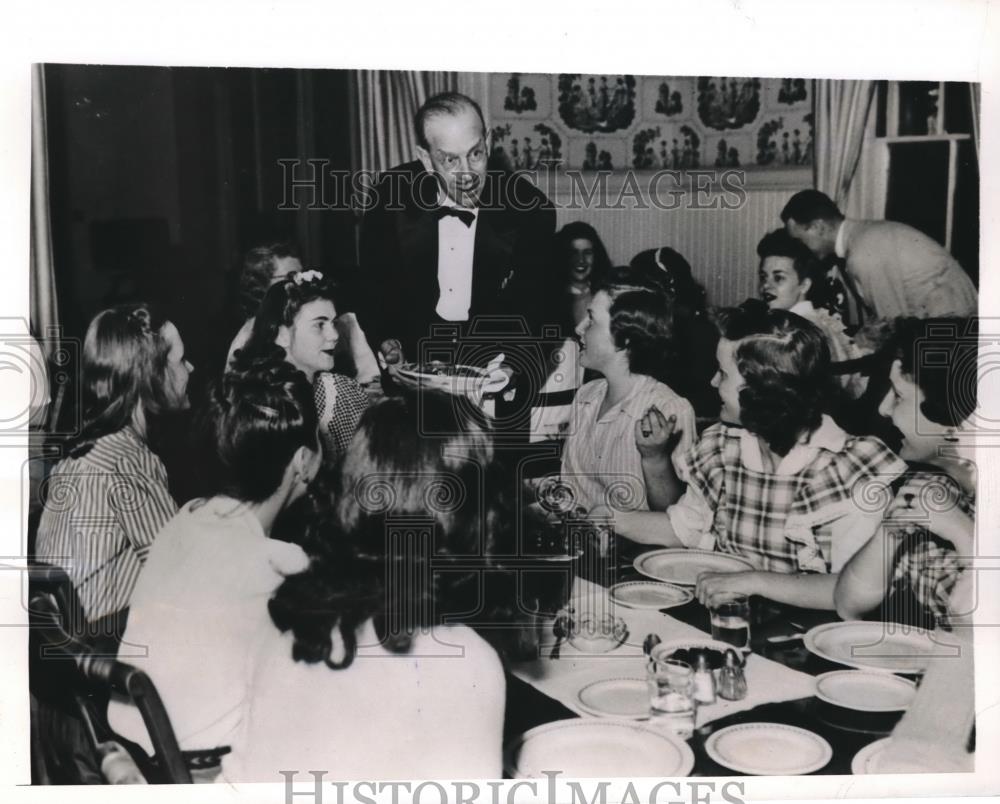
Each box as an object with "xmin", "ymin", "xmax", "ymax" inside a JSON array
[{"xmin": 489, "ymin": 73, "xmax": 813, "ymax": 171}]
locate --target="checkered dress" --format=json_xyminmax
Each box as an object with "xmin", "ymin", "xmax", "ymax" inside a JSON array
[
  {"xmin": 889, "ymin": 471, "xmax": 974, "ymax": 624},
  {"xmin": 681, "ymin": 423, "xmax": 906, "ymax": 573},
  {"xmin": 314, "ymin": 372, "xmax": 370, "ymax": 461}
]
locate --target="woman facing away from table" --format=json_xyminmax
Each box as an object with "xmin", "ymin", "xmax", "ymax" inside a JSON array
[
  {"xmin": 221, "ymin": 391, "xmax": 506, "ymax": 781},
  {"xmin": 108, "ymin": 360, "xmax": 319, "ymax": 755},
  {"xmin": 835, "ymin": 317, "xmax": 977, "ymax": 629},
  {"xmin": 230, "ymin": 271, "xmax": 370, "ymax": 462},
  {"xmin": 612, "ymin": 300, "xmax": 907, "ymax": 610},
  {"xmin": 35, "ymin": 303, "xmax": 192, "ymax": 629},
  {"xmin": 561, "ymin": 264, "xmax": 697, "ymax": 514},
  {"xmin": 629, "ymin": 246, "xmax": 720, "ymax": 421}
]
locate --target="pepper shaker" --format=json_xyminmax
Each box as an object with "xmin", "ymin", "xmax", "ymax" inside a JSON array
[{"xmin": 718, "ymin": 648, "xmax": 748, "ymax": 701}]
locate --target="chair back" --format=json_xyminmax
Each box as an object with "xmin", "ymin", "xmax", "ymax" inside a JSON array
[{"xmin": 28, "ymin": 564, "xmax": 192, "ymax": 783}]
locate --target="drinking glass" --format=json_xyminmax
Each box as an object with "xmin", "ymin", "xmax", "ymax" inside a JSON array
[
  {"xmin": 647, "ymin": 651, "xmax": 697, "ymax": 739},
  {"xmin": 710, "ymin": 593, "xmax": 751, "ymax": 654}
]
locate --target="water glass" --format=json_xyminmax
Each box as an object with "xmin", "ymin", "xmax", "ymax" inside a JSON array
[
  {"xmin": 647, "ymin": 651, "xmax": 697, "ymax": 739},
  {"xmin": 710, "ymin": 593, "xmax": 751, "ymax": 654}
]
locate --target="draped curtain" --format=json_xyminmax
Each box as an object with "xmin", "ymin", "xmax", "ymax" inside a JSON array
[
  {"xmin": 353, "ymin": 71, "xmax": 457, "ymax": 174},
  {"xmin": 31, "ymin": 64, "xmax": 59, "ymax": 358},
  {"xmin": 969, "ymin": 83, "xmax": 981, "ymax": 162},
  {"xmin": 813, "ymin": 80, "xmax": 876, "ymax": 209}
]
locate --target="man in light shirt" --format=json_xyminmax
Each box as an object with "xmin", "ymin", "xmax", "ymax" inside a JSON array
[{"xmin": 358, "ymin": 92, "xmax": 555, "ymax": 363}]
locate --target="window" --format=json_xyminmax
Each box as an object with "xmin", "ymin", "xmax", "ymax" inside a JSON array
[{"xmin": 875, "ymin": 81, "xmax": 979, "ymax": 284}]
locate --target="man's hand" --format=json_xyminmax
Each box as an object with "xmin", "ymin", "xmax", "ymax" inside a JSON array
[
  {"xmin": 695, "ymin": 570, "xmax": 760, "ymax": 606},
  {"xmin": 634, "ymin": 407, "xmax": 679, "ymax": 459}
]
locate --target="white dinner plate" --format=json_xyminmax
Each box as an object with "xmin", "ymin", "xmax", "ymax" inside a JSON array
[
  {"xmin": 814, "ymin": 670, "xmax": 917, "ymax": 712},
  {"xmin": 633, "ymin": 549, "xmax": 754, "ymax": 586},
  {"xmin": 505, "ymin": 719, "xmax": 695, "ymax": 778},
  {"xmin": 851, "ymin": 737, "xmax": 892, "ymax": 775},
  {"xmin": 576, "ymin": 678, "xmax": 650, "ymax": 719},
  {"xmin": 609, "ymin": 580, "xmax": 694, "ymax": 610},
  {"xmin": 705, "ymin": 723, "xmax": 833, "ymax": 776},
  {"xmin": 804, "ymin": 621, "xmax": 956, "ymax": 675}
]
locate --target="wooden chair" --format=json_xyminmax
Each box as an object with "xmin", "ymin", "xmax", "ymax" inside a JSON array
[{"xmin": 28, "ymin": 564, "xmax": 192, "ymax": 784}]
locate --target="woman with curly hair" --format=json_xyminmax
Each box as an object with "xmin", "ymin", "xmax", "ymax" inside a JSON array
[
  {"xmin": 221, "ymin": 391, "xmax": 507, "ymax": 781},
  {"xmin": 108, "ymin": 360, "xmax": 319, "ymax": 755},
  {"xmin": 836, "ymin": 317, "xmax": 977, "ymax": 628},
  {"xmin": 561, "ymin": 264, "xmax": 697, "ymax": 513},
  {"xmin": 35, "ymin": 303, "xmax": 193, "ymax": 625},
  {"xmin": 614, "ymin": 300, "xmax": 907, "ymax": 610},
  {"xmin": 231, "ymin": 271, "xmax": 370, "ymax": 462}
]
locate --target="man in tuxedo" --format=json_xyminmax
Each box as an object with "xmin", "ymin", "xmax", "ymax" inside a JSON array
[{"xmin": 358, "ymin": 92, "xmax": 557, "ymax": 364}]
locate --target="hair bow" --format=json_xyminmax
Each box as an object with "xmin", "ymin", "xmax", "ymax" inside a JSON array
[{"xmin": 292, "ymin": 269, "xmax": 324, "ymax": 284}]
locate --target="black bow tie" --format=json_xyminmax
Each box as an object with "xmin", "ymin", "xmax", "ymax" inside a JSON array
[{"xmin": 433, "ymin": 206, "xmax": 476, "ymax": 227}]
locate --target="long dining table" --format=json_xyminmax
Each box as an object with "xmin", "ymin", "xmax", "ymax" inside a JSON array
[{"xmin": 500, "ymin": 542, "xmax": 917, "ymax": 777}]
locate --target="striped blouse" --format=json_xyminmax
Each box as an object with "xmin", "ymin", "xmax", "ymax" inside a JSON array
[
  {"xmin": 561, "ymin": 375, "xmax": 696, "ymax": 513},
  {"xmin": 34, "ymin": 427, "xmax": 177, "ymax": 622}
]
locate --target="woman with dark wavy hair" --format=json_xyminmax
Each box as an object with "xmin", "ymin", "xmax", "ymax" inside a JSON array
[
  {"xmin": 836, "ymin": 317, "xmax": 976, "ymax": 628},
  {"xmin": 561, "ymin": 265, "xmax": 697, "ymax": 514},
  {"xmin": 613, "ymin": 300, "xmax": 906, "ymax": 610},
  {"xmin": 222, "ymin": 391, "xmax": 506, "ymax": 781},
  {"xmin": 231, "ymin": 271, "xmax": 370, "ymax": 461},
  {"xmin": 35, "ymin": 303, "xmax": 193, "ymax": 624},
  {"xmin": 108, "ymin": 359, "xmax": 319, "ymax": 755}
]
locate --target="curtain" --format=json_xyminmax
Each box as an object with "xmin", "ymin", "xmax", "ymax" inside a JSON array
[
  {"xmin": 813, "ymin": 80, "xmax": 876, "ymax": 209},
  {"xmin": 353, "ymin": 71, "xmax": 457, "ymax": 174},
  {"xmin": 969, "ymin": 83, "xmax": 980, "ymax": 162},
  {"xmin": 31, "ymin": 64, "xmax": 59, "ymax": 358}
]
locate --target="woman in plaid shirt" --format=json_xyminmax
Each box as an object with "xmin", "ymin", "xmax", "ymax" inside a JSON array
[
  {"xmin": 614, "ymin": 301, "xmax": 906, "ymax": 610},
  {"xmin": 835, "ymin": 318, "xmax": 976, "ymax": 628},
  {"xmin": 230, "ymin": 272, "xmax": 370, "ymax": 463}
]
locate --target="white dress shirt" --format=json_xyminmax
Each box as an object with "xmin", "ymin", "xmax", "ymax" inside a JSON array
[{"xmin": 434, "ymin": 197, "xmax": 479, "ymax": 321}]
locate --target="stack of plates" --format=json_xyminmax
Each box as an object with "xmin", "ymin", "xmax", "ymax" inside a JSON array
[
  {"xmin": 633, "ymin": 549, "xmax": 754, "ymax": 586},
  {"xmin": 705, "ymin": 723, "xmax": 833, "ymax": 775},
  {"xmin": 506, "ymin": 719, "xmax": 695, "ymax": 778}
]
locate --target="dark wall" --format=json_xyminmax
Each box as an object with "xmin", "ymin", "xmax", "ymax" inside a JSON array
[{"xmin": 44, "ymin": 64, "xmax": 358, "ymax": 381}]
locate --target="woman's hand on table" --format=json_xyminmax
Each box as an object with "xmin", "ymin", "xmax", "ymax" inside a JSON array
[{"xmin": 695, "ymin": 570, "xmax": 761, "ymax": 606}]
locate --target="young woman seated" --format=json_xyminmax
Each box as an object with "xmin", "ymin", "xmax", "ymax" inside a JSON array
[
  {"xmin": 756, "ymin": 228, "xmax": 867, "ymax": 398},
  {"xmin": 221, "ymin": 391, "xmax": 507, "ymax": 781},
  {"xmin": 227, "ymin": 245, "xmax": 379, "ymax": 383},
  {"xmin": 108, "ymin": 360, "xmax": 320, "ymax": 754},
  {"xmin": 613, "ymin": 301, "xmax": 907, "ymax": 610},
  {"xmin": 629, "ymin": 246, "xmax": 720, "ymax": 421},
  {"xmin": 561, "ymin": 265, "xmax": 697, "ymax": 514},
  {"xmin": 835, "ymin": 317, "xmax": 976, "ymax": 629},
  {"xmin": 35, "ymin": 303, "xmax": 192, "ymax": 627},
  {"xmin": 230, "ymin": 271, "xmax": 369, "ymax": 462}
]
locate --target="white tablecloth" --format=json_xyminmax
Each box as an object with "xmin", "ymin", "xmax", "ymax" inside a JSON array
[{"xmin": 511, "ymin": 579, "xmax": 817, "ymax": 728}]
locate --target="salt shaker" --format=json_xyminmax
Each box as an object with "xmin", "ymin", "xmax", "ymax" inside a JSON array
[
  {"xmin": 718, "ymin": 649, "xmax": 748, "ymax": 701},
  {"xmin": 693, "ymin": 653, "xmax": 717, "ymax": 704}
]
